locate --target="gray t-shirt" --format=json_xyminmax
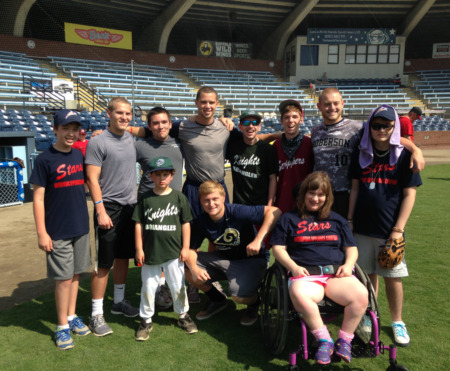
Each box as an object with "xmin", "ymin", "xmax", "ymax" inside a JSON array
[
  {"xmin": 85, "ymin": 129, "xmax": 137, "ymax": 205},
  {"xmin": 178, "ymin": 119, "xmax": 233, "ymax": 183},
  {"xmin": 311, "ymin": 118, "xmax": 363, "ymax": 192},
  {"xmin": 135, "ymin": 136, "xmax": 184, "ymax": 196}
]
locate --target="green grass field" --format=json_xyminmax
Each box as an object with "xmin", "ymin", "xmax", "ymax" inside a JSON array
[{"xmin": 1, "ymin": 165, "xmax": 449, "ymax": 371}]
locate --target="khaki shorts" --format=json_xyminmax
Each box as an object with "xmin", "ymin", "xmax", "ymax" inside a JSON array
[{"xmin": 355, "ymin": 233, "xmax": 408, "ymax": 278}]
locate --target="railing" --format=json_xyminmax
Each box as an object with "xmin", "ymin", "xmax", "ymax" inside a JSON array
[
  {"xmin": 22, "ymin": 75, "xmax": 65, "ymax": 111},
  {"xmin": 75, "ymin": 78, "xmax": 108, "ymax": 112}
]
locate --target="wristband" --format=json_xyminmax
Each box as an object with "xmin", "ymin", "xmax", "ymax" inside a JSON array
[
  {"xmin": 392, "ymin": 227, "xmax": 404, "ymax": 233},
  {"xmin": 347, "ymin": 219, "xmax": 353, "ymax": 223},
  {"xmin": 94, "ymin": 200, "xmax": 103, "ymax": 205},
  {"xmin": 129, "ymin": 126, "xmax": 133, "ymax": 134}
]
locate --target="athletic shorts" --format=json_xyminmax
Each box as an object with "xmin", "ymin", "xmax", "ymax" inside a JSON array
[
  {"xmin": 195, "ymin": 251, "xmax": 268, "ymax": 297},
  {"xmin": 95, "ymin": 202, "xmax": 136, "ymax": 269},
  {"xmin": 287, "ymin": 273, "xmax": 358, "ymax": 289},
  {"xmin": 182, "ymin": 177, "xmax": 230, "ymax": 219},
  {"xmin": 355, "ymin": 233, "xmax": 409, "ymax": 278},
  {"xmin": 47, "ymin": 233, "xmax": 91, "ymax": 280},
  {"xmin": 331, "ymin": 190, "xmax": 350, "ymax": 219}
]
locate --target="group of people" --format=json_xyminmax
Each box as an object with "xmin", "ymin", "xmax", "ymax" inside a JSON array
[{"xmin": 31, "ymin": 86, "xmax": 424, "ymax": 365}]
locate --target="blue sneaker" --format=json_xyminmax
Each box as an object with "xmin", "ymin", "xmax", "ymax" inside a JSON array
[
  {"xmin": 69, "ymin": 315, "xmax": 91, "ymax": 336},
  {"xmin": 335, "ymin": 338, "xmax": 352, "ymax": 363},
  {"xmin": 315, "ymin": 339, "xmax": 334, "ymax": 365},
  {"xmin": 55, "ymin": 328, "xmax": 74, "ymax": 350}
]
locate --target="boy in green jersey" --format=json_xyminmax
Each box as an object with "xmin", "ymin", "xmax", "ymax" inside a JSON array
[{"xmin": 132, "ymin": 157, "xmax": 197, "ymax": 340}]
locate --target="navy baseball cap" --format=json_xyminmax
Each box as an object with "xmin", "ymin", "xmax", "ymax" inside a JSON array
[
  {"xmin": 148, "ymin": 156, "xmax": 174, "ymax": 173},
  {"xmin": 370, "ymin": 105, "xmax": 396, "ymax": 123},
  {"xmin": 278, "ymin": 99, "xmax": 303, "ymax": 116},
  {"xmin": 54, "ymin": 109, "xmax": 82, "ymax": 126}
]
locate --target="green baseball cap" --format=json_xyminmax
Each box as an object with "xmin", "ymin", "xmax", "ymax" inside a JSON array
[
  {"xmin": 239, "ymin": 110, "xmax": 262, "ymax": 123},
  {"xmin": 148, "ymin": 156, "xmax": 174, "ymax": 173}
]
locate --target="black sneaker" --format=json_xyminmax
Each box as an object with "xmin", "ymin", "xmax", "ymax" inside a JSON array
[
  {"xmin": 135, "ymin": 319, "xmax": 153, "ymax": 341},
  {"xmin": 240, "ymin": 305, "xmax": 258, "ymax": 326},
  {"xmin": 111, "ymin": 300, "xmax": 139, "ymax": 317},
  {"xmin": 178, "ymin": 314, "xmax": 198, "ymax": 334},
  {"xmin": 195, "ymin": 299, "xmax": 228, "ymax": 320}
]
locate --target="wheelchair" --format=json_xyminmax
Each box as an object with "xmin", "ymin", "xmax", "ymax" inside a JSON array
[{"xmin": 260, "ymin": 261, "xmax": 409, "ymax": 371}]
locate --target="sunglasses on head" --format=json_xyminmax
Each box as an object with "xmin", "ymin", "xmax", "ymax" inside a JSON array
[
  {"xmin": 241, "ymin": 120, "xmax": 260, "ymax": 126},
  {"xmin": 370, "ymin": 124, "xmax": 394, "ymax": 131}
]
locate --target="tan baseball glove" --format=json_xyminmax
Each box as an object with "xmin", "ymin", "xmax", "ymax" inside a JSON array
[{"xmin": 378, "ymin": 236, "xmax": 405, "ymax": 269}]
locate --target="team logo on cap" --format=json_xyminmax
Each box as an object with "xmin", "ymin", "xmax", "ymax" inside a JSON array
[
  {"xmin": 156, "ymin": 159, "xmax": 165, "ymax": 167},
  {"xmin": 65, "ymin": 111, "xmax": 78, "ymax": 119},
  {"xmin": 376, "ymin": 107, "xmax": 388, "ymax": 114}
]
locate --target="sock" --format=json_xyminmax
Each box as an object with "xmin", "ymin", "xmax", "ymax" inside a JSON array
[
  {"xmin": 92, "ymin": 298, "xmax": 104, "ymax": 316},
  {"xmin": 156, "ymin": 276, "xmax": 166, "ymax": 293},
  {"xmin": 249, "ymin": 296, "xmax": 261, "ymax": 308},
  {"xmin": 67, "ymin": 314, "xmax": 75, "ymax": 322},
  {"xmin": 56, "ymin": 324, "xmax": 70, "ymax": 331},
  {"xmin": 205, "ymin": 286, "xmax": 225, "ymax": 302},
  {"xmin": 179, "ymin": 313, "xmax": 187, "ymax": 319},
  {"xmin": 392, "ymin": 321, "xmax": 405, "ymax": 326},
  {"xmin": 338, "ymin": 329, "xmax": 354, "ymax": 342},
  {"xmin": 311, "ymin": 325, "xmax": 332, "ymax": 342},
  {"xmin": 114, "ymin": 284, "xmax": 125, "ymax": 304},
  {"xmin": 145, "ymin": 318, "xmax": 152, "ymax": 324}
]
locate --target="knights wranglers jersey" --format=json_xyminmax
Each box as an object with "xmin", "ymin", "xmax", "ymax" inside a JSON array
[{"xmin": 311, "ymin": 119, "xmax": 363, "ymax": 192}]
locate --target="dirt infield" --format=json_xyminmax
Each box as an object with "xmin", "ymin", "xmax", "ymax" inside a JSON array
[{"xmin": 1, "ymin": 149, "xmax": 448, "ymax": 311}]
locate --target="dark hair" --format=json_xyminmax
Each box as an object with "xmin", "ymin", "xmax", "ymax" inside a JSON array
[
  {"xmin": 296, "ymin": 171, "xmax": 334, "ymax": 220},
  {"xmin": 147, "ymin": 106, "xmax": 171, "ymax": 125},
  {"xmin": 281, "ymin": 105, "xmax": 302, "ymax": 120},
  {"xmin": 196, "ymin": 86, "xmax": 218, "ymax": 101}
]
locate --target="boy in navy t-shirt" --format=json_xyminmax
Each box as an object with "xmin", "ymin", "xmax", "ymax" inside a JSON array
[
  {"xmin": 30, "ymin": 110, "xmax": 91, "ymax": 350},
  {"xmin": 348, "ymin": 105, "xmax": 422, "ymax": 347}
]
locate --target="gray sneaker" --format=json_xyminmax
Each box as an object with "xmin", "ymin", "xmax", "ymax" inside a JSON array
[
  {"xmin": 187, "ymin": 283, "xmax": 201, "ymax": 304},
  {"xmin": 240, "ymin": 305, "xmax": 258, "ymax": 326},
  {"xmin": 178, "ymin": 314, "xmax": 198, "ymax": 334},
  {"xmin": 196, "ymin": 299, "xmax": 228, "ymax": 320},
  {"xmin": 111, "ymin": 300, "xmax": 139, "ymax": 317},
  {"xmin": 89, "ymin": 314, "xmax": 113, "ymax": 337},
  {"xmin": 135, "ymin": 319, "xmax": 153, "ymax": 341}
]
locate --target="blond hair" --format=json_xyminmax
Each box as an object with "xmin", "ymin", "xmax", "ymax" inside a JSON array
[
  {"xmin": 318, "ymin": 87, "xmax": 342, "ymax": 103},
  {"xmin": 198, "ymin": 180, "xmax": 226, "ymax": 199},
  {"xmin": 107, "ymin": 97, "xmax": 131, "ymax": 112}
]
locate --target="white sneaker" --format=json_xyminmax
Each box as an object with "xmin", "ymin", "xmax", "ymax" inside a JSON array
[
  {"xmin": 362, "ymin": 314, "xmax": 372, "ymax": 333},
  {"xmin": 392, "ymin": 323, "xmax": 410, "ymax": 347}
]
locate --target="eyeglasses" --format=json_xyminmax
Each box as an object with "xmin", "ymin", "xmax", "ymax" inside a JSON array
[
  {"xmin": 370, "ymin": 124, "xmax": 394, "ymax": 131},
  {"xmin": 241, "ymin": 120, "xmax": 260, "ymax": 126}
]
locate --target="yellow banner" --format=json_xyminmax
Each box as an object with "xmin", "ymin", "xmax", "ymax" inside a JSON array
[{"xmin": 64, "ymin": 22, "xmax": 132, "ymax": 50}]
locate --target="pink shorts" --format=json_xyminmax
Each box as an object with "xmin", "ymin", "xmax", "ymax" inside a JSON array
[{"xmin": 288, "ymin": 274, "xmax": 357, "ymax": 288}]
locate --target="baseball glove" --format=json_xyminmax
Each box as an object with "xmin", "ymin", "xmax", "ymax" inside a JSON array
[{"xmin": 377, "ymin": 236, "xmax": 405, "ymax": 269}]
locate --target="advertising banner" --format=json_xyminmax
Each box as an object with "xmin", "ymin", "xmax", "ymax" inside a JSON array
[
  {"xmin": 432, "ymin": 43, "xmax": 450, "ymax": 58},
  {"xmin": 307, "ymin": 28, "xmax": 396, "ymax": 45},
  {"xmin": 197, "ymin": 40, "xmax": 252, "ymax": 59},
  {"xmin": 65, "ymin": 22, "xmax": 132, "ymax": 50},
  {"xmin": 52, "ymin": 79, "xmax": 74, "ymax": 101}
]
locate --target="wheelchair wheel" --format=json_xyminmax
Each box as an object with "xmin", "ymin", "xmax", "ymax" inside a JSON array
[
  {"xmin": 354, "ymin": 264, "xmax": 380, "ymax": 344},
  {"xmin": 260, "ymin": 261, "xmax": 289, "ymax": 355}
]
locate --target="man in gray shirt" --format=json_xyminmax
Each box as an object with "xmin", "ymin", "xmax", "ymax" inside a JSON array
[{"xmin": 85, "ymin": 97, "xmax": 139, "ymax": 337}]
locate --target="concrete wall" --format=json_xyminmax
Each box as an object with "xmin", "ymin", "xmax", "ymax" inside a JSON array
[
  {"xmin": 0, "ymin": 34, "xmax": 284, "ymax": 75},
  {"xmin": 286, "ymin": 36, "xmax": 406, "ymax": 83}
]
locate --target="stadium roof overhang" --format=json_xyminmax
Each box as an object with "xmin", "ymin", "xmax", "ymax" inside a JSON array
[{"xmin": 1, "ymin": 0, "xmax": 449, "ymax": 60}]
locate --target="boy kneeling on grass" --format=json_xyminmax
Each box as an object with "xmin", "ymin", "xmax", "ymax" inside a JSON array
[
  {"xmin": 133, "ymin": 157, "xmax": 198, "ymax": 340},
  {"xmin": 31, "ymin": 110, "xmax": 92, "ymax": 350},
  {"xmin": 348, "ymin": 105, "xmax": 422, "ymax": 347}
]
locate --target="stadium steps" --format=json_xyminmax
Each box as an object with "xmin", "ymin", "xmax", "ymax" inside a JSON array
[
  {"xmin": 172, "ymin": 70, "xmax": 200, "ymax": 92},
  {"xmin": 39, "ymin": 61, "xmax": 72, "ymax": 80},
  {"xmin": 402, "ymin": 85, "xmax": 427, "ymax": 109}
]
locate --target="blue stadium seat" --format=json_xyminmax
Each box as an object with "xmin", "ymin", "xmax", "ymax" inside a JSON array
[
  {"xmin": 0, "ymin": 120, "xmax": 13, "ymax": 131},
  {"xmin": 36, "ymin": 137, "xmax": 52, "ymax": 151}
]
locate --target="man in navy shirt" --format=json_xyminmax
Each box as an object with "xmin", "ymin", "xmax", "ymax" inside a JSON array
[{"xmin": 185, "ymin": 180, "xmax": 281, "ymax": 326}]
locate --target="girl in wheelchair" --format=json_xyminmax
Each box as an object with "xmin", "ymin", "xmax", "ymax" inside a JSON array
[{"xmin": 271, "ymin": 171, "xmax": 368, "ymax": 365}]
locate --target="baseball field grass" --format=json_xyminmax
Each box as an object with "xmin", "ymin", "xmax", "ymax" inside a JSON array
[{"xmin": 1, "ymin": 164, "xmax": 449, "ymax": 371}]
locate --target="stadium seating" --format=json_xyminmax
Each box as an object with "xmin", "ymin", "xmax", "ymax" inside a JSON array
[{"xmin": 414, "ymin": 70, "xmax": 450, "ymax": 110}]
